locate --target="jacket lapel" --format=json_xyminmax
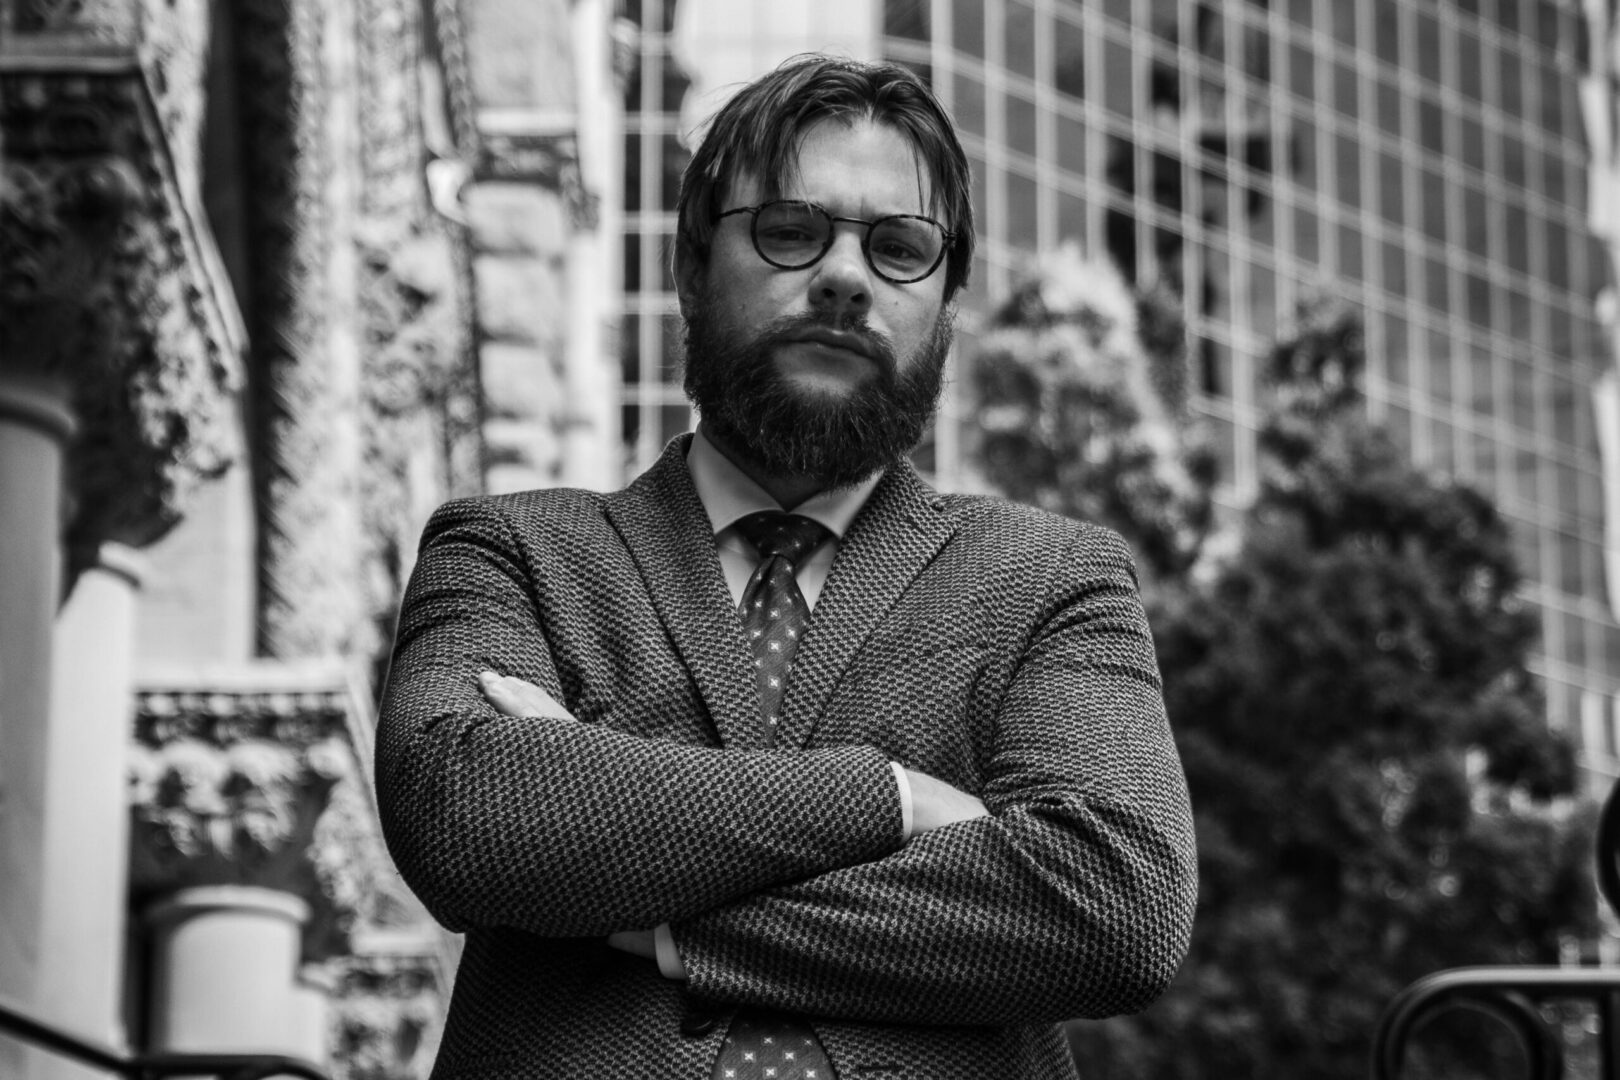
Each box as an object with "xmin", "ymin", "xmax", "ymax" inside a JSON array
[
  {"xmin": 603, "ymin": 436, "xmax": 765, "ymax": 750},
  {"xmin": 777, "ymin": 460, "xmax": 955, "ymax": 750}
]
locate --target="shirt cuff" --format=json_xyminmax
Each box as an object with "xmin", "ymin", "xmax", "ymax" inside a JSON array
[
  {"xmin": 889, "ymin": 761, "xmax": 914, "ymax": 841},
  {"xmin": 653, "ymin": 923, "xmax": 688, "ymax": 980}
]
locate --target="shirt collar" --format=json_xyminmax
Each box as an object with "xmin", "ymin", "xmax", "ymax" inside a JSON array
[{"xmin": 685, "ymin": 428, "xmax": 882, "ymax": 540}]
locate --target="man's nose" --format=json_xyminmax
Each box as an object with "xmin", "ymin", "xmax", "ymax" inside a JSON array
[{"xmin": 808, "ymin": 230, "xmax": 873, "ymax": 317}]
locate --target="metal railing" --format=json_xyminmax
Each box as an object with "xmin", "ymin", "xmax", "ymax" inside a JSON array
[
  {"xmin": 1371, "ymin": 781, "xmax": 1620, "ymax": 1079},
  {"xmin": 0, "ymin": 997, "xmax": 327, "ymax": 1080}
]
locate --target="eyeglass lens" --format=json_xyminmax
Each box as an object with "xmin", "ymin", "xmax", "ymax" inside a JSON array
[{"xmin": 751, "ymin": 201, "xmax": 946, "ymax": 283}]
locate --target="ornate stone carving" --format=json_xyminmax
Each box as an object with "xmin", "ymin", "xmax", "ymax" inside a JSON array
[
  {"xmin": 357, "ymin": 225, "xmax": 474, "ymax": 648},
  {"xmin": 305, "ymin": 736, "xmax": 440, "ymax": 960},
  {"xmin": 357, "ymin": 0, "xmax": 424, "ymax": 229},
  {"xmin": 422, "ymin": 0, "xmax": 485, "ymax": 505},
  {"xmin": 233, "ymin": 0, "xmax": 480, "ymax": 665},
  {"xmin": 231, "ymin": 0, "xmax": 363, "ymax": 661},
  {"xmin": 129, "ymin": 677, "xmax": 351, "ymax": 892},
  {"xmin": 129, "ymin": 661, "xmax": 456, "ymax": 1065},
  {"xmin": 7, "ymin": 0, "xmax": 214, "ymax": 197},
  {"xmin": 609, "ymin": 16, "xmax": 641, "ymax": 94},
  {"xmin": 351, "ymin": 0, "xmax": 481, "ymax": 675},
  {"xmin": 128, "ymin": 665, "xmax": 395, "ymax": 964},
  {"xmin": 427, "ymin": 0, "xmax": 480, "ymax": 159},
  {"xmin": 10, "ymin": 0, "xmax": 139, "ymax": 40},
  {"xmin": 480, "ymin": 129, "xmax": 598, "ymax": 230},
  {"xmin": 0, "ymin": 65, "xmax": 243, "ymax": 579},
  {"xmin": 138, "ymin": 0, "xmax": 214, "ymax": 186},
  {"xmin": 328, "ymin": 953, "xmax": 450, "ymax": 1080}
]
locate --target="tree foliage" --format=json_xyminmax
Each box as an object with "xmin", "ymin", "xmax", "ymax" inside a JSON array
[
  {"xmin": 967, "ymin": 267, "xmax": 1599, "ymax": 1079},
  {"xmin": 968, "ymin": 244, "xmax": 1215, "ymax": 580}
]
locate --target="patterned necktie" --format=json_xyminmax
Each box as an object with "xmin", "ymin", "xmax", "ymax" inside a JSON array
[
  {"xmin": 714, "ymin": 511, "xmax": 838, "ymax": 1080},
  {"xmin": 713, "ymin": 1009, "xmax": 835, "ymax": 1080},
  {"xmin": 734, "ymin": 511, "xmax": 829, "ymax": 746}
]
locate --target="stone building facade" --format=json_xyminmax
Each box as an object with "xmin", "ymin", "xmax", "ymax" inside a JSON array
[{"xmin": 0, "ymin": 0, "xmax": 622, "ymax": 1074}]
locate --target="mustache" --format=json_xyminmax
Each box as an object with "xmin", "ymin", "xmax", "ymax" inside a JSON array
[
  {"xmin": 681, "ymin": 290, "xmax": 954, "ymax": 490},
  {"xmin": 753, "ymin": 313, "xmax": 899, "ymax": 375}
]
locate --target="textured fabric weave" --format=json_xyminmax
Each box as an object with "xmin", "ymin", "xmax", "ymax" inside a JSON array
[{"xmin": 375, "ymin": 434, "xmax": 1198, "ymax": 1079}]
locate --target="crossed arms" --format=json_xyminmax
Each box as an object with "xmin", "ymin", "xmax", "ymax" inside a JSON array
[
  {"xmin": 482, "ymin": 672, "xmax": 992, "ymax": 837},
  {"xmin": 478, "ymin": 671, "xmax": 988, "ymax": 969},
  {"xmin": 374, "ymin": 496, "xmax": 1197, "ymax": 1027}
]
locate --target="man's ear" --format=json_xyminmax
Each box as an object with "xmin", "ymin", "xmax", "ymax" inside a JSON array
[{"xmin": 673, "ymin": 234, "xmax": 704, "ymax": 317}]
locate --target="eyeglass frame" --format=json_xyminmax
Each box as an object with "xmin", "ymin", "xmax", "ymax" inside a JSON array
[{"xmin": 713, "ymin": 200, "xmax": 958, "ymax": 285}]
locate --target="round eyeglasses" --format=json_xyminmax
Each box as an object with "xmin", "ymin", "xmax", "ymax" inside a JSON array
[{"xmin": 714, "ymin": 200, "xmax": 955, "ymax": 285}]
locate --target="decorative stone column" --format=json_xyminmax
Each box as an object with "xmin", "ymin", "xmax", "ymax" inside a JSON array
[
  {"xmin": 0, "ymin": 375, "xmax": 76, "ymax": 1067},
  {"xmin": 128, "ymin": 668, "xmax": 345, "ymax": 1054},
  {"xmin": 144, "ymin": 887, "xmax": 311, "ymax": 1054},
  {"xmin": 0, "ymin": 52, "xmax": 243, "ymax": 588},
  {"xmin": 1, "ymin": 27, "xmax": 243, "ymax": 1062},
  {"xmin": 38, "ymin": 543, "xmax": 144, "ymax": 1080},
  {"xmin": 291, "ymin": 964, "xmax": 338, "ymax": 1065},
  {"xmin": 6, "ymin": 1, "xmax": 470, "ymax": 1072},
  {"xmin": 563, "ymin": 0, "xmax": 624, "ymax": 492},
  {"xmin": 127, "ymin": 662, "xmax": 448, "ymax": 1070}
]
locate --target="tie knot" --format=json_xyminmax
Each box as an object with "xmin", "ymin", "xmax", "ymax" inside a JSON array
[{"xmin": 735, "ymin": 511, "xmax": 829, "ymax": 569}]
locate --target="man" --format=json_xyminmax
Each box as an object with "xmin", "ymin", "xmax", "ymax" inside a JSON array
[{"xmin": 377, "ymin": 55, "xmax": 1195, "ymax": 1080}]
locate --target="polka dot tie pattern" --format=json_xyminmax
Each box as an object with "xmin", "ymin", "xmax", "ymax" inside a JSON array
[
  {"xmin": 712, "ymin": 1010, "xmax": 834, "ymax": 1080},
  {"xmin": 720, "ymin": 510, "xmax": 839, "ymax": 1080},
  {"xmin": 734, "ymin": 511, "xmax": 830, "ymax": 748}
]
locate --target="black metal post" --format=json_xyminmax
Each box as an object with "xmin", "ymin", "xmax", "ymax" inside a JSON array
[{"xmin": 0, "ymin": 996, "xmax": 328, "ymax": 1080}]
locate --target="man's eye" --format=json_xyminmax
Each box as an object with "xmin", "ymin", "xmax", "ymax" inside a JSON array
[
  {"xmin": 873, "ymin": 239, "xmax": 925, "ymax": 264},
  {"xmin": 759, "ymin": 225, "xmax": 820, "ymax": 244}
]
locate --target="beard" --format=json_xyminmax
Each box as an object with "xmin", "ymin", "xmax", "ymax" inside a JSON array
[{"xmin": 681, "ymin": 285, "xmax": 954, "ymax": 491}]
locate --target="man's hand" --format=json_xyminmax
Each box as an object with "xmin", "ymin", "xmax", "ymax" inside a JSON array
[
  {"xmin": 481, "ymin": 674, "xmax": 677, "ymax": 968},
  {"xmin": 902, "ymin": 768, "xmax": 990, "ymax": 833},
  {"xmin": 478, "ymin": 671, "xmax": 576, "ymax": 720}
]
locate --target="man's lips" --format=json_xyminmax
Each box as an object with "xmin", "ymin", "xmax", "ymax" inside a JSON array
[{"xmin": 784, "ymin": 328, "xmax": 879, "ymax": 361}]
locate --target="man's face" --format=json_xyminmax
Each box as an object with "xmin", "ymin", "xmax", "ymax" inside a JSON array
[{"xmin": 678, "ymin": 117, "xmax": 955, "ymax": 490}]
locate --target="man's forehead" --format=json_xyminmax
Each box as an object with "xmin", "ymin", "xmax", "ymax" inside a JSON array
[{"xmin": 718, "ymin": 120, "xmax": 939, "ymax": 209}]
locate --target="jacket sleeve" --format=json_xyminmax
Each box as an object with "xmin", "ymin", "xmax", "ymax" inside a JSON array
[
  {"xmin": 374, "ymin": 496, "xmax": 906, "ymax": 937},
  {"xmin": 668, "ymin": 525, "xmax": 1197, "ymax": 1026}
]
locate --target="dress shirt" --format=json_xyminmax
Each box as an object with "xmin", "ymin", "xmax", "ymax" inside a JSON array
[
  {"xmin": 686, "ymin": 429, "xmax": 913, "ymax": 832},
  {"xmin": 687, "ymin": 429, "xmax": 877, "ymax": 610},
  {"xmin": 642, "ymin": 431, "xmax": 914, "ymax": 980}
]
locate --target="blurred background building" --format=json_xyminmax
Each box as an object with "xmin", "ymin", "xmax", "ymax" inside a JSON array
[
  {"xmin": 0, "ymin": 0, "xmax": 1615, "ymax": 1076},
  {"xmin": 618, "ymin": 0, "xmax": 1620, "ymax": 783},
  {"xmin": 0, "ymin": 0, "xmax": 618, "ymax": 1073}
]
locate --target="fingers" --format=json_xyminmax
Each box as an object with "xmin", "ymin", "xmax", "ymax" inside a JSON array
[{"xmin": 478, "ymin": 671, "xmax": 575, "ymax": 720}]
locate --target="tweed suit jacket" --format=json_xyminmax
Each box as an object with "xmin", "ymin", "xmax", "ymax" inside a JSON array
[{"xmin": 376, "ymin": 434, "xmax": 1197, "ymax": 1080}]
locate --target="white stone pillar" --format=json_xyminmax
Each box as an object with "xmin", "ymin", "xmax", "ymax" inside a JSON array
[
  {"xmin": 0, "ymin": 373, "xmax": 75, "ymax": 1055},
  {"xmin": 564, "ymin": 0, "xmax": 624, "ymax": 491},
  {"xmin": 36, "ymin": 544, "xmax": 144, "ymax": 1080},
  {"xmin": 290, "ymin": 964, "xmax": 336, "ymax": 1066},
  {"xmin": 144, "ymin": 887, "xmax": 311, "ymax": 1054}
]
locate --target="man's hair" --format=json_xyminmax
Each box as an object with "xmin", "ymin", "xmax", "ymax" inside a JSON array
[{"xmin": 676, "ymin": 54, "xmax": 976, "ymax": 300}]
